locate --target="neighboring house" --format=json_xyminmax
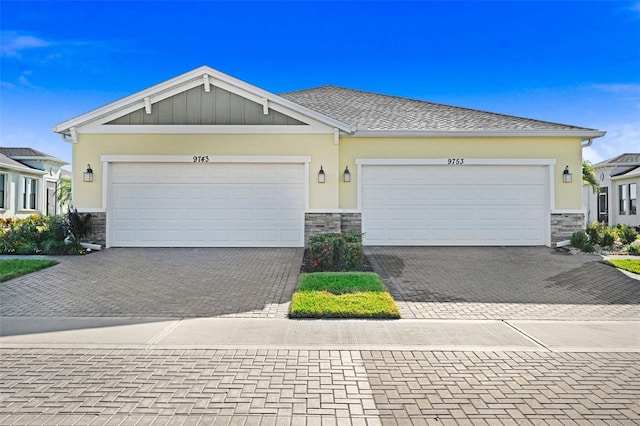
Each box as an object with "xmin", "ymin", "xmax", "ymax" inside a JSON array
[
  {"xmin": 583, "ymin": 153, "xmax": 639, "ymax": 227},
  {"xmin": 0, "ymin": 148, "xmax": 69, "ymax": 219},
  {"xmin": 52, "ymin": 66, "xmax": 604, "ymax": 248}
]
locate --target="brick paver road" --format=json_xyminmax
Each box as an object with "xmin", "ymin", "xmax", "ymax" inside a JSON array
[
  {"xmin": 0, "ymin": 248, "xmax": 302, "ymax": 318},
  {"xmin": 1, "ymin": 348, "xmax": 638, "ymax": 425},
  {"xmin": 367, "ymin": 247, "xmax": 640, "ymax": 320}
]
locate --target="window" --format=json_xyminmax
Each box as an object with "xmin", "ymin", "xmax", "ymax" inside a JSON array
[
  {"xmin": 22, "ymin": 177, "xmax": 38, "ymax": 210},
  {"xmin": 630, "ymin": 183, "xmax": 637, "ymax": 215},
  {"xmin": 0, "ymin": 173, "xmax": 6, "ymax": 209},
  {"xmin": 619, "ymin": 184, "xmax": 628, "ymax": 215}
]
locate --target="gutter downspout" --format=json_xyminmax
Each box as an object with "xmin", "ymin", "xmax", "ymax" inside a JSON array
[
  {"xmin": 581, "ymin": 138, "xmax": 593, "ymax": 147},
  {"xmin": 60, "ymin": 127, "xmax": 78, "ymax": 144}
]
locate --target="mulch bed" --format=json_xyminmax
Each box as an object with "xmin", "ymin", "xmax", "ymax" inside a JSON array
[{"xmin": 300, "ymin": 249, "xmax": 374, "ymax": 273}]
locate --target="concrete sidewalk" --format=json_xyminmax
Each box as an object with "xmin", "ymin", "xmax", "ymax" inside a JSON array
[{"xmin": 1, "ymin": 317, "xmax": 638, "ymax": 352}]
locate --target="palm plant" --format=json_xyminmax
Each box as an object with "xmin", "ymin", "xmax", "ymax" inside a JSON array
[
  {"xmin": 56, "ymin": 178, "xmax": 72, "ymax": 211},
  {"xmin": 582, "ymin": 160, "xmax": 600, "ymax": 194}
]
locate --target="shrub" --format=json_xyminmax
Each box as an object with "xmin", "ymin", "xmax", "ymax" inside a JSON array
[
  {"xmin": 629, "ymin": 240, "xmax": 640, "ymax": 256},
  {"xmin": 0, "ymin": 213, "xmax": 86, "ymax": 255},
  {"xmin": 570, "ymin": 230, "xmax": 588, "ymax": 250},
  {"xmin": 586, "ymin": 221, "xmax": 617, "ymax": 247},
  {"xmin": 307, "ymin": 232, "xmax": 364, "ymax": 272},
  {"xmin": 617, "ymin": 224, "xmax": 639, "ymax": 245}
]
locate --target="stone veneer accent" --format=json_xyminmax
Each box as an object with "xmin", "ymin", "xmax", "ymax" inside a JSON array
[
  {"xmin": 550, "ymin": 212, "xmax": 584, "ymax": 244},
  {"xmin": 340, "ymin": 213, "xmax": 362, "ymax": 235},
  {"xmin": 81, "ymin": 212, "xmax": 106, "ymax": 247},
  {"xmin": 304, "ymin": 212, "xmax": 362, "ymax": 246}
]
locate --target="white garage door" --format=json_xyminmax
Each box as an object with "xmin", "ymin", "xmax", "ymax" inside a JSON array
[
  {"xmin": 108, "ymin": 162, "xmax": 305, "ymax": 247},
  {"xmin": 361, "ymin": 164, "xmax": 549, "ymax": 246}
]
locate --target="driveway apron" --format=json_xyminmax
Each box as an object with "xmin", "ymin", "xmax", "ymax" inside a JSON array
[
  {"xmin": 0, "ymin": 248, "xmax": 303, "ymax": 318},
  {"xmin": 366, "ymin": 246, "xmax": 640, "ymax": 320}
]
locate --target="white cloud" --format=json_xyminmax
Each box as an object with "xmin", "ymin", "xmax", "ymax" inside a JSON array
[
  {"xmin": 586, "ymin": 120, "xmax": 640, "ymax": 163},
  {"xmin": 592, "ymin": 83, "xmax": 640, "ymax": 96},
  {"xmin": 1, "ymin": 31, "xmax": 51, "ymax": 57}
]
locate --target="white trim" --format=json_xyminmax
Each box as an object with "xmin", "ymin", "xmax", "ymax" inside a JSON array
[
  {"xmin": 357, "ymin": 159, "xmax": 555, "ymax": 246},
  {"xmin": 347, "ymin": 129, "xmax": 606, "ymax": 139},
  {"xmin": 77, "ymin": 207, "xmax": 106, "ymax": 213},
  {"xmin": 101, "ymin": 155, "xmax": 311, "ymax": 248},
  {"xmin": 355, "ymin": 158, "xmax": 556, "ymax": 166},
  {"xmin": 101, "ymin": 155, "xmax": 311, "ymax": 164},
  {"xmin": 203, "ymin": 74, "xmax": 211, "ymax": 92},
  {"xmin": 79, "ymin": 124, "xmax": 334, "ymax": 134},
  {"xmin": 101, "ymin": 161, "xmax": 108, "ymax": 211},
  {"xmin": 551, "ymin": 209, "xmax": 586, "ymax": 215},
  {"xmin": 305, "ymin": 209, "xmax": 361, "ymax": 214},
  {"xmin": 304, "ymin": 162, "xmax": 310, "ymax": 211},
  {"xmin": 53, "ymin": 65, "xmax": 352, "ymax": 134},
  {"xmin": 143, "ymin": 97, "xmax": 152, "ymax": 114},
  {"xmin": 611, "ymin": 172, "xmax": 640, "ymax": 181}
]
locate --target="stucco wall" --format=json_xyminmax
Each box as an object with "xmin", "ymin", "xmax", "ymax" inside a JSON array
[
  {"xmin": 73, "ymin": 132, "xmax": 338, "ymax": 210},
  {"xmin": 338, "ymin": 136, "xmax": 584, "ymax": 211}
]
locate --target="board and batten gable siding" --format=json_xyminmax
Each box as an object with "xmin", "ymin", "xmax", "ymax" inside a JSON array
[{"xmin": 107, "ymin": 85, "xmax": 305, "ymax": 126}]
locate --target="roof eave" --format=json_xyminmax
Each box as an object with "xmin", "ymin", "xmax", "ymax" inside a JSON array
[
  {"xmin": 344, "ymin": 129, "xmax": 606, "ymax": 139},
  {"xmin": 52, "ymin": 66, "xmax": 353, "ymax": 135},
  {"xmin": 9, "ymin": 156, "xmax": 69, "ymax": 166},
  {"xmin": 0, "ymin": 162, "xmax": 48, "ymax": 174}
]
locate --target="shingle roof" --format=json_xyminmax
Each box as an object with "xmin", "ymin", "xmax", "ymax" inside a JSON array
[
  {"xmin": 596, "ymin": 153, "xmax": 640, "ymax": 167},
  {"xmin": 0, "ymin": 153, "xmax": 46, "ymax": 173},
  {"xmin": 0, "ymin": 147, "xmax": 68, "ymax": 165},
  {"xmin": 0, "ymin": 147, "xmax": 50, "ymax": 158},
  {"xmin": 280, "ymin": 85, "xmax": 595, "ymax": 132}
]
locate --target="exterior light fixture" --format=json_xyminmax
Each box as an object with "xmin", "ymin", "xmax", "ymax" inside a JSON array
[
  {"xmin": 317, "ymin": 165, "xmax": 325, "ymax": 183},
  {"xmin": 343, "ymin": 166, "xmax": 351, "ymax": 182},
  {"xmin": 83, "ymin": 164, "xmax": 94, "ymax": 182},
  {"xmin": 562, "ymin": 165, "xmax": 572, "ymax": 183}
]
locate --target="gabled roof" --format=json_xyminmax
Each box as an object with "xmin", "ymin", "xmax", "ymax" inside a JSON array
[
  {"xmin": 53, "ymin": 65, "xmax": 605, "ymax": 140},
  {"xmin": 0, "ymin": 153, "xmax": 47, "ymax": 174},
  {"xmin": 0, "ymin": 147, "xmax": 68, "ymax": 165},
  {"xmin": 53, "ymin": 66, "xmax": 353, "ymax": 135},
  {"xmin": 280, "ymin": 85, "xmax": 602, "ymax": 136},
  {"xmin": 595, "ymin": 153, "xmax": 640, "ymax": 167}
]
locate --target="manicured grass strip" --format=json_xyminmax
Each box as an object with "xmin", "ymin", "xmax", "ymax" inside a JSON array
[
  {"xmin": 289, "ymin": 291, "xmax": 401, "ymax": 319},
  {"xmin": 607, "ymin": 258, "xmax": 640, "ymax": 275},
  {"xmin": 0, "ymin": 259, "xmax": 58, "ymax": 282},
  {"xmin": 290, "ymin": 272, "xmax": 401, "ymax": 319},
  {"xmin": 296, "ymin": 272, "xmax": 386, "ymax": 294}
]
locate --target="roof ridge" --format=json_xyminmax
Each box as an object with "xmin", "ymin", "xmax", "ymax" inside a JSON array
[{"xmin": 281, "ymin": 85, "xmax": 595, "ymax": 131}]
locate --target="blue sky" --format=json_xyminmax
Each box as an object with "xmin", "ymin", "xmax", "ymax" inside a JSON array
[{"xmin": 1, "ymin": 0, "xmax": 639, "ymax": 167}]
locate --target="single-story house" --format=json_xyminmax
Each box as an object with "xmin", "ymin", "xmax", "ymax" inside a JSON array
[
  {"xmin": 583, "ymin": 153, "xmax": 639, "ymax": 227},
  {"xmin": 0, "ymin": 147, "xmax": 69, "ymax": 218},
  {"xmin": 52, "ymin": 66, "xmax": 605, "ymax": 248}
]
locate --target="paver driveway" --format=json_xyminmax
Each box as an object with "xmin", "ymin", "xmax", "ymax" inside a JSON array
[
  {"xmin": 0, "ymin": 248, "xmax": 302, "ymax": 318},
  {"xmin": 366, "ymin": 246, "xmax": 640, "ymax": 320}
]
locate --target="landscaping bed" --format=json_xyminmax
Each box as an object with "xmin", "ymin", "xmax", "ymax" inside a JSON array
[
  {"xmin": 300, "ymin": 249, "xmax": 373, "ymax": 273},
  {"xmin": 293, "ymin": 232, "xmax": 400, "ymax": 319}
]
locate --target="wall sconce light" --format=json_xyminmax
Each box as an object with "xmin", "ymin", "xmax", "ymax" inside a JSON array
[
  {"xmin": 562, "ymin": 165, "xmax": 572, "ymax": 183},
  {"xmin": 317, "ymin": 165, "xmax": 325, "ymax": 183},
  {"xmin": 343, "ymin": 166, "xmax": 351, "ymax": 183},
  {"xmin": 83, "ymin": 164, "xmax": 94, "ymax": 182}
]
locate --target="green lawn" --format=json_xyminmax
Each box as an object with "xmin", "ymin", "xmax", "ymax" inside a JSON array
[
  {"xmin": 607, "ymin": 258, "xmax": 640, "ymax": 275},
  {"xmin": 289, "ymin": 272, "xmax": 401, "ymax": 319},
  {"xmin": 0, "ymin": 259, "xmax": 58, "ymax": 282}
]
